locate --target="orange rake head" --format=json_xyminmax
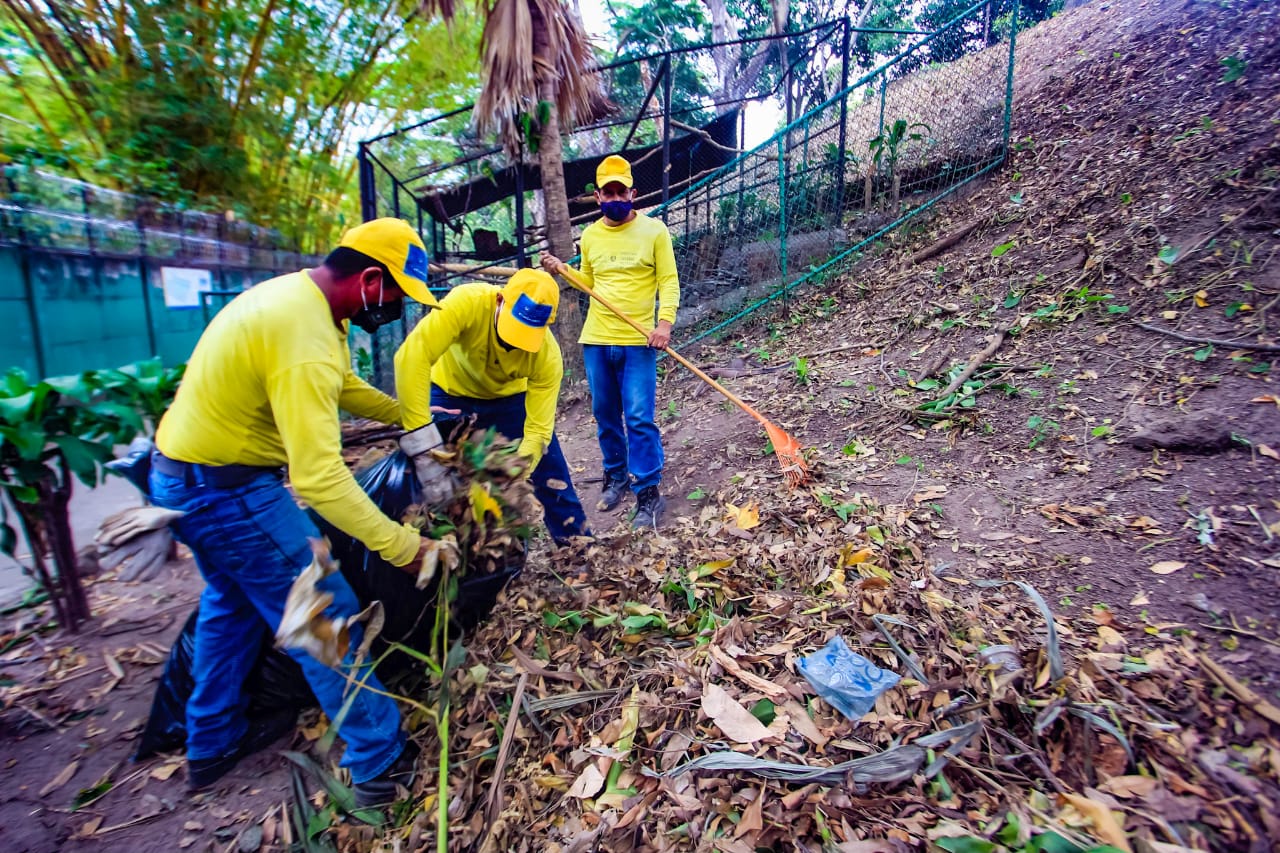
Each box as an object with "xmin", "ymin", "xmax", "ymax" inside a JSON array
[{"xmin": 764, "ymin": 421, "xmax": 809, "ymax": 487}]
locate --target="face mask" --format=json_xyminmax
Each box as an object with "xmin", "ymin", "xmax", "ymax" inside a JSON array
[
  {"xmin": 600, "ymin": 199, "xmax": 633, "ymax": 222},
  {"xmin": 351, "ymin": 280, "xmax": 403, "ymax": 333}
]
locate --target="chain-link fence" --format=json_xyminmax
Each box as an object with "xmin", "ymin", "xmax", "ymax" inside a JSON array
[
  {"xmin": 654, "ymin": 0, "xmax": 1018, "ymax": 348},
  {"xmin": 358, "ymin": 0, "xmax": 1022, "ymax": 388},
  {"xmin": 0, "ymin": 167, "xmax": 319, "ymax": 377}
]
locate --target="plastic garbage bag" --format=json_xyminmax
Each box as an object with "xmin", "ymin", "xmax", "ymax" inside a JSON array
[
  {"xmin": 135, "ymin": 611, "xmax": 313, "ymax": 759},
  {"xmin": 797, "ymin": 635, "xmax": 901, "ymax": 720}
]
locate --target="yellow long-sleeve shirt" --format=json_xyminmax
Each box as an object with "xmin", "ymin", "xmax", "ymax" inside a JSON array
[
  {"xmin": 578, "ymin": 212, "xmax": 680, "ymax": 345},
  {"xmin": 155, "ymin": 271, "xmax": 420, "ymax": 567},
  {"xmin": 394, "ymin": 283, "xmax": 563, "ymax": 460}
]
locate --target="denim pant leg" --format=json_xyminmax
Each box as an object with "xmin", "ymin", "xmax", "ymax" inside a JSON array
[
  {"xmin": 150, "ymin": 470, "xmax": 404, "ymax": 783},
  {"xmin": 431, "ymin": 387, "xmax": 590, "ymax": 541},
  {"xmin": 583, "ymin": 345, "xmax": 629, "ymax": 481},
  {"xmin": 620, "ymin": 346, "xmax": 663, "ymax": 491}
]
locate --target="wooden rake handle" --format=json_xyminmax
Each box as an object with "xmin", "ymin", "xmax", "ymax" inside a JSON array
[{"xmin": 554, "ymin": 264, "xmax": 771, "ymax": 430}]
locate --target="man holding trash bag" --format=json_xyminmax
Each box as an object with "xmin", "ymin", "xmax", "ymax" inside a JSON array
[
  {"xmin": 394, "ymin": 268, "xmax": 591, "ymax": 545},
  {"xmin": 148, "ymin": 218, "xmax": 446, "ymax": 805}
]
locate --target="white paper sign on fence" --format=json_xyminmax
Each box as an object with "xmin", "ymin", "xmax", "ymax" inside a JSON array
[{"xmin": 160, "ymin": 266, "xmax": 213, "ymax": 309}]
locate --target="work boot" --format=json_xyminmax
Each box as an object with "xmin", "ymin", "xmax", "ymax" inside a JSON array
[
  {"xmin": 631, "ymin": 486, "xmax": 666, "ymax": 530},
  {"xmin": 186, "ymin": 709, "xmax": 296, "ymax": 791},
  {"xmin": 353, "ymin": 740, "xmax": 421, "ymax": 809},
  {"xmin": 597, "ymin": 472, "xmax": 629, "ymax": 512}
]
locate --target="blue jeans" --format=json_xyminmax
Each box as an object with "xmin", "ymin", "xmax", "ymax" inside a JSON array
[
  {"xmin": 148, "ymin": 463, "xmax": 404, "ymax": 784},
  {"xmin": 582, "ymin": 345, "xmax": 663, "ymax": 492},
  {"xmin": 430, "ymin": 387, "xmax": 590, "ymax": 543}
]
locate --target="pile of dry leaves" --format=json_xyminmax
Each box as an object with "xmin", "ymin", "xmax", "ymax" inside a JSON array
[{"xmin": 315, "ymin": 455, "xmax": 1280, "ymax": 853}]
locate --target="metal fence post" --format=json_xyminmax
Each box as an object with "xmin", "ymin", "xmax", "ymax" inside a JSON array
[
  {"xmin": 1002, "ymin": 0, "xmax": 1021, "ymax": 157},
  {"xmin": 358, "ymin": 143, "xmax": 377, "ymax": 222},
  {"xmin": 661, "ymin": 61, "xmax": 672, "ymax": 213},
  {"xmin": 136, "ymin": 213, "xmax": 158, "ymax": 358},
  {"xmin": 9, "ymin": 184, "xmax": 47, "ymax": 378},
  {"xmin": 835, "ymin": 17, "xmax": 851, "ymax": 224},
  {"xmin": 778, "ymin": 133, "xmax": 788, "ymax": 315}
]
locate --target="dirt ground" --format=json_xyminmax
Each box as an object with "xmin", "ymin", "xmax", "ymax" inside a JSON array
[{"xmin": 2, "ymin": 0, "xmax": 1279, "ymax": 850}]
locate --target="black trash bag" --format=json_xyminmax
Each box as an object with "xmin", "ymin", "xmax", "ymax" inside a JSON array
[
  {"xmin": 311, "ymin": 449, "xmax": 526, "ymax": 649},
  {"xmin": 134, "ymin": 611, "xmax": 314, "ymax": 760},
  {"xmin": 134, "ymin": 448, "xmax": 525, "ymax": 760}
]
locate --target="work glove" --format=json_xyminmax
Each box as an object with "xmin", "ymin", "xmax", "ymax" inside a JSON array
[
  {"xmin": 399, "ymin": 423, "xmax": 461, "ymax": 507},
  {"xmin": 515, "ymin": 439, "xmax": 543, "ymax": 480},
  {"xmin": 95, "ymin": 506, "xmax": 185, "ymax": 582}
]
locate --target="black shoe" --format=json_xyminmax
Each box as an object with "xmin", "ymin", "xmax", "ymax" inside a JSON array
[
  {"xmin": 631, "ymin": 486, "xmax": 666, "ymax": 530},
  {"xmin": 188, "ymin": 752, "xmax": 242, "ymax": 791},
  {"xmin": 186, "ymin": 711, "xmax": 296, "ymax": 791},
  {"xmin": 597, "ymin": 473, "xmax": 629, "ymax": 512},
  {"xmin": 353, "ymin": 740, "xmax": 420, "ymax": 809}
]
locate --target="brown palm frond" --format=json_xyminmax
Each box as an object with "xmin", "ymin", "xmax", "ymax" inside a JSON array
[
  {"xmin": 474, "ymin": 0, "xmax": 611, "ymax": 152},
  {"xmin": 415, "ymin": 0, "xmax": 458, "ymax": 21}
]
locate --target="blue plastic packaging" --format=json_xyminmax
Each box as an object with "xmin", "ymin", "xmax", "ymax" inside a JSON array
[{"xmin": 797, "ymin": 636, "xmax": 901, "ymax": 720}]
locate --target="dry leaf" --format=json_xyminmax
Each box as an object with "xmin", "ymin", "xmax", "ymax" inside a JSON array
[
  {"xmin": 1251, "ymin": 394, "xmax": 1280, "ymax": 408},
  {"xmin": 1148, "ymin": 560, "xmax": 1185, "ymax": 575},
  {"xmin": 150, "ymin": 759, "xmax": 182, "ymax": 781},
  {"xmin": 1194, "ymin": 289, "xmax": 1209, "ymax": 307},
  {"xmin": 1258, "ymin": 444, "xmax": 1280, "ymax": 462},
  {"xmin": 725, "ymin": 501, "xmax": 761, "ymax": 530},
  {"xmin": 733, "ymin": 788, "xmax": 765, "ymax": 839},
  {"xmin": 709, "ymin": 644, "xmax": 787, "ymax": 700},
  {"xmin": 79, "ymin": 816, "xmax": 103, "ymax": 837},
  {"xmin": 566, "ymin": 764, "xmax": 606, "ymax": 799},
  {"xmin": 40, "ymin": 759, "xmax": 79, "ymax": 797},
  {"xmin": 701, "ymin": 682, "xmax": 772, "ymax": 743},
  {"xmin": 1060, "ymin": 792, "xmax": 1132, "ymax": 851},
  {"xmin": 1098, "ymin": 775, "xmax": 1158, "ymax": 798},
  {"xmin": 1129, "ymin": 590, "xmax": 1150, "ymax": 606},
  {"xmin": 103, "ymin": 651, "xmax": 125, "ymax": 681}
]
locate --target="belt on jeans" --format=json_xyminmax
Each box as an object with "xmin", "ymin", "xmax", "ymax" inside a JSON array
[{"xmin": 151, "ymin": 451, "xmax": 283, "ymax": 489}]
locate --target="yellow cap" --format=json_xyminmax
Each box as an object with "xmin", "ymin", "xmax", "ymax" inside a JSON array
[
  {"xmin": 338, "ymin": 218, "xmax": 438, "ymax": 307},
  {"xmin": 497, "ymin": 269, "xmax": 559, "ymax": 353},
  {"xmin": 595, "ymin": 155, "xmax": 633, "ymax": 190}
]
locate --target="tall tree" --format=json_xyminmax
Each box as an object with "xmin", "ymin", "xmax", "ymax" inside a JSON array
[
  {"xmin": 421, "ymin": 0, "xmax": 608, "ymax": 372},
  {"xmin": 0, "ymin": 0, "xmax": 481, "ymax": 249}
]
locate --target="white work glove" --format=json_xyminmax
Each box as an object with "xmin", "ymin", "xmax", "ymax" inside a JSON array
[
  {"xmin": 95, "ymin": 506, "xmax": 185, "ymax": 582},
  {"xmin": 399, "ymin": 423, "xmax": 460, "ymax": 507}
]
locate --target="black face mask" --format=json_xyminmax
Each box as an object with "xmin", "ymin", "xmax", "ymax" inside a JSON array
[{"xmin": 351, "ymin": 281, "xmax": 403, "ymax": 333}]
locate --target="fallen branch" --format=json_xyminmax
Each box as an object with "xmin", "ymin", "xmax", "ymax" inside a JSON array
[
  {"xmin": 911, "ymin": 219, "xmax": 984, "ymax": 265},
  {"xmin": 933, "ymin": 321, "xmax": 1018, "ymax": 401},
  {"xmin": 1131, "ymin": 321, "xmax": 1280, "ymax": 353},
  {"xmin": 1197, "ymin": 653, "xmax": 1280, "ymax": 726},
  {"xmin": 483, "ymin": 672, "xmax": 529, "ymax": 831}
]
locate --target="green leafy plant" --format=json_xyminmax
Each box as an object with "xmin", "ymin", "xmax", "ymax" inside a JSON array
[
  {"xmin": 1026, "ymin": 414, "xmax": 1060, "ymax": 449},
  {"xmin": 791, "ymin": 356, "xmax": 811, "ymax": 385},
  {"xmin": 1220, "ymin": 54, "xmax": 1247, "ymax": 83},
  {"xmin": 0, "ymin": 361, "xmax": 180, "ymax": 631}
]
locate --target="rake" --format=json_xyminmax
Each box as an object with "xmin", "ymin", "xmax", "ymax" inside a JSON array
[{"xmin": 555, "ymin": 264, "xmax": 808, "ymax": 486}]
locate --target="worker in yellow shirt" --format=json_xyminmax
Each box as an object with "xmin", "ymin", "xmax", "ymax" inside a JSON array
[
  {"xmin": 394, "ymin": 269, "xmax": 590, "ymax": 544},
  {"xmin": 150, "ymin": 218, "xmax": 438, "ymax": 806},
  {"xmin": 542, "ymin": 154, "xmax": 680, "ymax": 529}
]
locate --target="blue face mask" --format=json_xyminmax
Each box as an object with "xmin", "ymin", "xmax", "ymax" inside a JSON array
[{"xmin": 600, "ymin": 199, "xmax": 633, "ymax": 222}]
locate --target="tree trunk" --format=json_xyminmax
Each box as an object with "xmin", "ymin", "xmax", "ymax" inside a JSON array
[
  {"xmin": 532, "ymin": 10, "xmax": 585, "ymax": 379},
  {"xmin": 12, "ymin": 476, "xmax": 88, "ymax": 632}
]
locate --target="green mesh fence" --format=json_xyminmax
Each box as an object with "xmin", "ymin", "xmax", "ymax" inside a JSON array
[{"xmin": 654, "ymin": 0, "xmax": 1018, "ymax": 349}]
